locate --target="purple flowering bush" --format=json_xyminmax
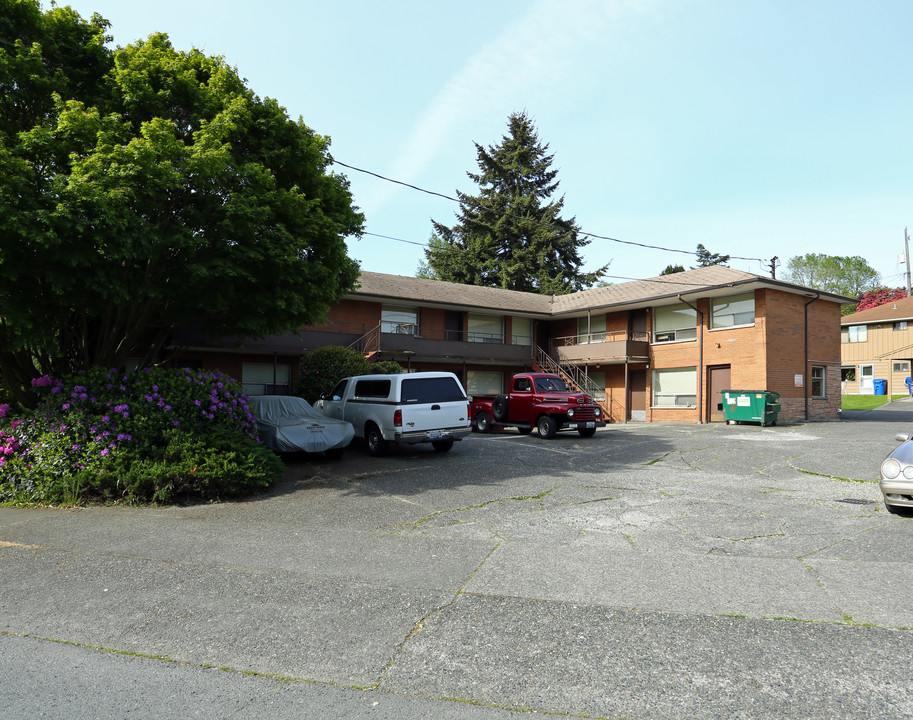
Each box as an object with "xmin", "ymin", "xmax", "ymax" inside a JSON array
[{"xmin": 0, "ymin": 368, "xmax": 283, "ymax": 505}]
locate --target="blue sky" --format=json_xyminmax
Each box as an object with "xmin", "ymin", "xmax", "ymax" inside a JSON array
[{"xmin": 62, "ymin": 0, "xmax": 913, "ymax": 289}]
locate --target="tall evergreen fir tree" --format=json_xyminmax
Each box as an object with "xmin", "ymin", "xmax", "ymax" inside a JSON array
[{"xmin": 424, "ymin": 112, "xmax": 607, "ymax": 294}]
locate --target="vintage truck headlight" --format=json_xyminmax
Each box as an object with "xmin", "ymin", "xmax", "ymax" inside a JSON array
[
  {"xmin": 595, "ymin": 407, "xmax": 602, "ymax": 417},
  {"xmin": 882, "ymin": 458, "xmax": 902, "ymax": 479},
  {"xmin": 567, "ymin": 408, "xmax": 575, "ymax": 418}
]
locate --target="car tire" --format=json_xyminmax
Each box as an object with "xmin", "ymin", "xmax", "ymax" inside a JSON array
[
  {"xmin": 493, "ymin": 395, "xmax": 509, "ymax": 422},
  {"xmin": 475, "ymin": 412, "xmax": 491, "ymax": 434},
  {"xmin": 884, "ymin": 501, "xmax": 913, "ymax": 516},
  {"xmin": 517, "ymin": 426, "xmax": 533, "ymax": 435},
  {"xmin": 537, "ymin": 415, "xmax": 558, "ymax": 439},
  {"xmin": 366, "ymin": 424, "xmax": 388, "ymax": 457},
  {"xmin": 578, "ymin": 427, "xmax": 596, "ymax": 438},
  {"xmin": 432, "ymin": 439, "xmax": 454, "ymax": 453}
]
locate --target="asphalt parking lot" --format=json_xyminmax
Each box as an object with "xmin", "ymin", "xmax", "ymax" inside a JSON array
[{"xmin": 3, "ymin": 401, "xmax": 913, "ymax": 719}]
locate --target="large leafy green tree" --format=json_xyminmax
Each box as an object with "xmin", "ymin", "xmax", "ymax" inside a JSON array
[
  {"xmin": 423, "ymin": 111, "xmax": 606, "ymax": 294},
  {"xmin": 0, "ymin": 1, "xmax": 363, "ymax": 406},
  {"xmin": 781, "ymin": 254, "xmax": 879, "ymax": 297}
]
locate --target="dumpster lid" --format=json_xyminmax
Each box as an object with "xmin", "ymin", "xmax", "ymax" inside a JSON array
[{"xmin": 720, "ymin": 390, "xmax": 779, "ymax": 395}]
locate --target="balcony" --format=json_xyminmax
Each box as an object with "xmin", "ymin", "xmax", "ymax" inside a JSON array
[
  {"xmin": 551, "ymin": 331, "xmax": 650, "ymax": 365},
  {"xmin": 354, "ymin": 324, "xmax": 533, "ymax": 364}
]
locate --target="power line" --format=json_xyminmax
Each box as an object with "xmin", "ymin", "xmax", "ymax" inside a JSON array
[{"xmin": 334, "ymin": 159, "xmax": 768, "ymax": 264}]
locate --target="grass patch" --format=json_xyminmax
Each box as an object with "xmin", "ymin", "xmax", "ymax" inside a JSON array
[{"xmin": 842, "ymin": 394, "xmax": 908, "ymax": 411}]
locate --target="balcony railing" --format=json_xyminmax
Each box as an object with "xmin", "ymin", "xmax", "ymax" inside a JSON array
[
  {"xmin": 551, "ymin": 330, "xmax": 650, "ymax": 364},
  {"xmin": 348, "ymin": 324, "xmax": 532, "ymax": 362}
]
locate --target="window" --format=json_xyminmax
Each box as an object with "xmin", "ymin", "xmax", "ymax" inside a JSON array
[
  {"xmin": 327, "ymin": 379, "xmax": 348, "ymax": 400},
  {"xmin": 242, "ymin": 362, "xmax": 290, "ymax": 395},
  {"xmin": 401, "ymin": 377, "xmax": 465, "ymax": 403},
  {"xmin": 587, "ymin": 371, "xmax": 606, "ymax": 402},
  {"xmin": 841, "ymin": 325, "xmax": 867, "ymax": 343},
  {"xmin": 512, "ymin": 317, "xmax": 532, "ymax": 346},
  {"xmin": 381, "ymin": 305, "xmax": 418, "ymax": 335},
  {"xmin": 653, "ymin": 368, "xmax": 697, "ymax": 407},
  {"xmin": 353, "ymin": 379, "xmax": 391, "ymax": 398},
  {"xmin": 577, "ymin": 314, "xmax": 606, "ymax": 344},
  {"xmin": 711, "ymin": 292, "xmax": 755, "ymax": 329},
  {"xmin": 653, "ymin": 304, "xmax": 697, "ymax": 344},
  {"xmin": 513, "ymin": 376, "xmax": 532, "ymax": 392},
  {"xmin": 535, "ymin": 377, "xmax": 568, "ymax": 392},
  {"xmin": 895, "ymin": 321, "xmax": 909, "ymax": 331},
  {"xmin": 894, "ymin": 362, "xmax": 910, "ymax": 373},
  {"xmin": 811, "ymin": 366, "xmax": 825, "ymax": 398},
  {"xmin": 467, "ymin": 370, "xmax": 502, "ymax": 395},
  {"xmin": 467, "ymin": 314, "xmax": 504, "ymax": 343}
]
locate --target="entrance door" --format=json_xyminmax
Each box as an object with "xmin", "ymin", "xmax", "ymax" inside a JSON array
[
  {"xmin": 860, "ymin": 364, "xmax": 874, "ymax": 395},
  {"xmin": 629, "ymin": 370, "xmax": 646, "ymax": 421},
  {"xmin": 707, "ymin": 365, "xmax": 731, "ymax": 422}
]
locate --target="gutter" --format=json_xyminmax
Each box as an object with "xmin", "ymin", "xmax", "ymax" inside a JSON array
[
  {"xmin": 804, "ymin": 292, "xmax": 820, "ymax": 421},
  {"xmin": 678, "ymin": 294, "xmax": 704, "ymax": 423}
]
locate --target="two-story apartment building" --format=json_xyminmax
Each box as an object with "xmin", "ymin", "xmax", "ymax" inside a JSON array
[
  {"xmin": 840, "ymin": 296, "xmax": 913, "ymax": 397},
  {"xmin": 175, "ymin": 265, "xmax": 850, "ymax": 423}
]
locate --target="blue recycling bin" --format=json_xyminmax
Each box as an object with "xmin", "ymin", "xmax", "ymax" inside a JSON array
[
  {"xmin": 874, "ymin": 379, "xmax": 887, "ymax": 395},
  {"xmin": 906, "ymin": 377, "xmax": 912, "ymax": 396}
]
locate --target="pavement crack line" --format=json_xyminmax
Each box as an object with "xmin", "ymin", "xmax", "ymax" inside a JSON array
[{"xmin": 373, "ymin": 540, "xmax": 504, "ymax": 689}]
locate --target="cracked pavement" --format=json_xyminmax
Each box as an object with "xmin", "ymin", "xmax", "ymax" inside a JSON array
[{"xmin": 2, "ymin": 402, "xmax": 913, "ymax": 719}]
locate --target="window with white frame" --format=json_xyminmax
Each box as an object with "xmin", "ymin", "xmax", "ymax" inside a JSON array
[
  {"xmin": 466, "ymin": 370, "xmax": 502, "ymax": 395},
  {"xmin": 511, "ymin": 317, "xmax": 532, "ymax": 346},
  {"xmin": 652, "ymin": 367, "xmax": 697, "ymax": 407},
  {"xmin": 710, "ymin": 292, "xmax": 755, "ymax": 329},
  {"xmin": 653, "ymin": 304, "xmax": 697, "ymax": 344},
  {"xmin": 894, "ymin": 362, "xmax": 910, "ymax": 373},
  {"xmin": 841, "ymin": 325, "xmax": 867, "ymax": 343},
  {"xmin": 242, "ymin": 362, "xmax": 290, "ymax": 396},
  {"xmin": 577, "ymin": 315, "xmax": 607, "ymax": 344},
  {"xmin": 467, "ymin": 314, "xmax": 504, "ymax": 343},
  {"xmin": 381, "ymin": 305, "xmax": 418, "ymax": 335},
  {"xmin": 811, "ymin": 366, "xmax": 825, "ymax": 398}
]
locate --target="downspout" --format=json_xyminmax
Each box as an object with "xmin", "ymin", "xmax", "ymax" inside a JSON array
[
  {"xmin": 678, "ymin": 295, "xmax": 704, "ymax": 423},
  {"xmin": 804, "ymin": 292, "xmax": 820, "ymax": 421}
]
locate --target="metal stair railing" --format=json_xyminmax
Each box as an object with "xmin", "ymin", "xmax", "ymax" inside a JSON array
[
  {"xmin": 535, "ymin": 346, "xmax": 613, "ymax": 421},
  {"xmin": 346, "ymin": 323, "xmax": 380, "ymax": 357}
]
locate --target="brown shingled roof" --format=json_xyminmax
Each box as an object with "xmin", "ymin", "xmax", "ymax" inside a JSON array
[
  {"xmin": 353, "ymin": 266, "xmax": 852, "ymax": 318},
  {"xmin": 354, "ymin": 271, "xmax": 552, "ymax": 315},
  {"xmin": 841, "ymin": 295, "xmax": 913, "ymax": 325}
]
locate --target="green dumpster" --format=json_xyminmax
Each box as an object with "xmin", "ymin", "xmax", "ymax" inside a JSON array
[{"xmin": 721, "ymin": 390, "xmax": 781, "ymax": 426}]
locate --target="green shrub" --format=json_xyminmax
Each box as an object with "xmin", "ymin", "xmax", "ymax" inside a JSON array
[
  {"xmin": 371, "ymin": 360, "xmax": 405, "ymax": 374},
  {"xmin": 295, "ymin": 346, "xmax": 372, "ymax": 403}
]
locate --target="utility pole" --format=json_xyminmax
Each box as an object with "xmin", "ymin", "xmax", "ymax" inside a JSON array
[
  {"xmin": 906, "ymin": 228, "xmax": 912, "ymax": 297},
  {"xmin": 769, "ymin": 256, "xmax": 779, "ymax": 279}
]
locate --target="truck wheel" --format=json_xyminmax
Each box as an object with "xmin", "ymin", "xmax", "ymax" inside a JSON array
[
  {"xmin": 475, "ymin": 412, "xmax": 491, "ymax": 433},
  {"xmin": 537, "ymin": 415, "xmax": 558, "ymax": 439},
  {"xmin": 366, "ymin": 424, "xmax": 388, "ymax": 457},
  {"xmin": 432, "ymin": 439, "xmax": 454, "ymax": 453},
  {"xmin": 577, "ymin": 427, "xmax": 596, "ymax": 438},
  {"xmin": 493, "ymin": 395, "xmax": 509, "ymax": 422}
]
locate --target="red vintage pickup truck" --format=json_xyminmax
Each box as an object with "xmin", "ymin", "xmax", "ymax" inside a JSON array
[{"xmin": 470, "ymin": 373, "xmax": 605, "ymax": 439}]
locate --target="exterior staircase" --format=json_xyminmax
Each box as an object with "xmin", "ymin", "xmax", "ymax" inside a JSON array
[{"xmin": 534, "ymin": 346, "xmax": 613, "ymax": 421}]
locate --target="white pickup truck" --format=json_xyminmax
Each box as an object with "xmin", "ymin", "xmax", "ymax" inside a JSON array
[{"xmin": 313, "ymin": 372, "xmax": 472, "ymax": 456}]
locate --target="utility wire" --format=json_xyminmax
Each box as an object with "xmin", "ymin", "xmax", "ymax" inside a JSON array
[{"xmin": 334, "ymin": 159, "xmax": 768, "ymax": 264}]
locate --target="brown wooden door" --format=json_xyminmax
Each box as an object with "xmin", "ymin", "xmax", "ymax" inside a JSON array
[{"xmin": 707, "ymin": 365, "xmax": 731, "ymax": 422}]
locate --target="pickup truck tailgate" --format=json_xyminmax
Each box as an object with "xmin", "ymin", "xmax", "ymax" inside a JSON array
[{"xmin": 399, "ymin": 376, "xmax": 469, "ymax": 436}]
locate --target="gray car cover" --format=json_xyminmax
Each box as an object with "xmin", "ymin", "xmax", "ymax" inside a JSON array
[{"xmin": 251, "ymin": 396, "xmax": 355, "ymax": 453}]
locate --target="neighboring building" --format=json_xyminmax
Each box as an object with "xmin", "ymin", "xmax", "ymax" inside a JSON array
[
  {"xmin": 840, "ymin": 296, "xmax": 913, "ymax": 396},
  {"xmin": 174, "ymin": 266, "xmax": 850, "ymax": 423}
]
